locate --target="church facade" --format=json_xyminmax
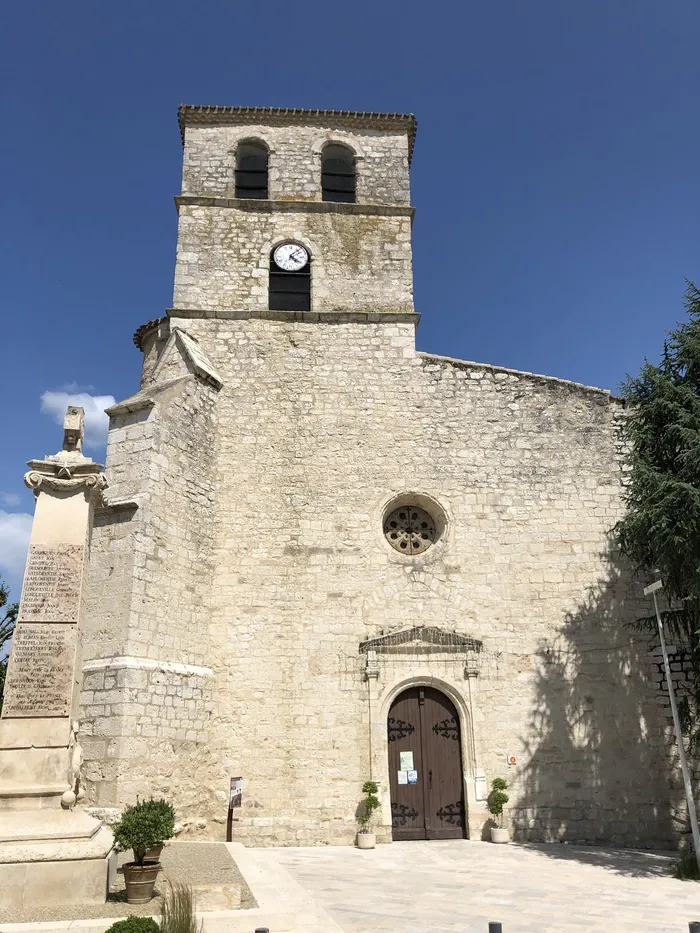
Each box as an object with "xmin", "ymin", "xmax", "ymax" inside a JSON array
[{"xmin": 78, "ymin": 106, "xmax": 683, "ymax": 848}]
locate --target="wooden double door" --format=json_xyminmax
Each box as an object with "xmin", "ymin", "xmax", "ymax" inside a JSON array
[{"xmin": 387, "ymin": 686, "xmax": 466, "ymax": 840}]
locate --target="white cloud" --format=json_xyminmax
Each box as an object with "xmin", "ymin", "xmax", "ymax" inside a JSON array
[
  {"xmin": 0, "ymin": 493, "xmax": 21, "ymax": 507},
  {"xmin": 0, "ymin": 511, "xmax": 32, "ymax": 592},
  {"xmin": 40, "ymin": 389, "xmax": 116, "ymax": 449}
]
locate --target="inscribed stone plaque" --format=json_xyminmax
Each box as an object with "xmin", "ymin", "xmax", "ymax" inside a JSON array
[
  {"xmin": 19, "ymin": 544, "xmax": 84, "ymax": 622},
  {"xmin": 1, "ymin": 623, "xmax": 76, "ymax": 718}
]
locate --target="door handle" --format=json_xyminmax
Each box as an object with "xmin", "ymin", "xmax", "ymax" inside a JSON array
[{"xmin": 428, "ymin": 769, "xmax": 433, "ymax": 788}]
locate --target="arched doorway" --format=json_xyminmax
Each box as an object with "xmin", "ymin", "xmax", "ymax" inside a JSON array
[{"xmin": 387, "ymin": 685, "xmax": 466, "ymax": 840}]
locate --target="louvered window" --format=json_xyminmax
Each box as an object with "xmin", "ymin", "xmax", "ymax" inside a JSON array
[
  {"xmin": 322, "ymin": 144, "xmax": 356, "ymax": 203},
  {"xmin": 235, "ymin": 141, "xmax": 268, "ymax": 199}
]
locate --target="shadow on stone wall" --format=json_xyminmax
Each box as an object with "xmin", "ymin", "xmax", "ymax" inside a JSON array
[{"xmin": 512, "ymin": 540, "xmax": 684, "ymax": 857}]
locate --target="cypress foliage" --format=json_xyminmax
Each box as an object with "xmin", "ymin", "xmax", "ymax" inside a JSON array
[{"xmin": 615, "ymin": 282, "xmax": 700, "ymax": 745}]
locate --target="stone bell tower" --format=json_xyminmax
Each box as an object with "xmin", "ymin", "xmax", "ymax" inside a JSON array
[
  {"xmin": 171, "ymin": 105, "xmax": 417, "ymax": 317},
  {"xmin": 80, "ymin": 107, "xmax": 426, "ymax": 845}
]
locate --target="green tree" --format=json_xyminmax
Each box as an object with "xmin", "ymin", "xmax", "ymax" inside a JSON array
[
  {"xmin": 0, "ymin": 577, "xmax": 19, "ymax": 715},
  {"xmin": 615, "ymin": 282, "xmax": 700, "ymax": 745}
]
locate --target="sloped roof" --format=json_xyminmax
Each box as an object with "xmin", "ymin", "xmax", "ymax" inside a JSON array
[{"xmin": 178, "ymin": 104, "xmax": 418, "ymax": 162}]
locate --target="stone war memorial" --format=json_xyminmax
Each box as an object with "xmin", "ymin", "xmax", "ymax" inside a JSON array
[
  {"xmin": 0, "ymin": 407, "xmax": 112, "ymax": 909},
  {"xmin": 4, "ymin": 106, "xmax": 697, "ymax": 901}
]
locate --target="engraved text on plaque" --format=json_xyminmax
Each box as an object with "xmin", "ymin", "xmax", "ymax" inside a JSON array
[
  {"xmin": 19, "ymin": 544, "xmax": 84, "ymax": 623},
  {"xmin": 1, "ymin": 624, "xmax": 77, "ymax": 718}
]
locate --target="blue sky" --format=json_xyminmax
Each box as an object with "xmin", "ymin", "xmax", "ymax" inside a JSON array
[{"xmin": 1, "ymin": 0, "xmax": 698, "ymax": 600}]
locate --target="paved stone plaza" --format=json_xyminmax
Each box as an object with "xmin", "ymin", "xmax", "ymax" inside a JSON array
[{"xmin": 270, "ymin": 840, "xmax": 700, "ymax": 933}]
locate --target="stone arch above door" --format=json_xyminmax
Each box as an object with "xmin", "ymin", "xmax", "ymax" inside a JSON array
[
  {"xmin": 360, "ymin": 627, "xmax": 485, "ymax": 842},
  {"xmin": 365, "ymin": 669, "xmax": 481, "ymax": 842}
]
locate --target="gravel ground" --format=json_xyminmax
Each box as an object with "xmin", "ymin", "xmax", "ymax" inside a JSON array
[{"xmin": 1, "ymin": 842, "xmax": 256, "ymax": 925}]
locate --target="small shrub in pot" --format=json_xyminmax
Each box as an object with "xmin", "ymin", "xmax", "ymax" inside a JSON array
[
  {"xmin": 105, "ymin": 918, "xmax": 160, "ymax": 933},
  {"xmin": 487, "ymin": 777, "xmax": 509, "ymax": 843},
  {"xmin": 113, "ymin": 798, "xmax": 176, "ymax": 903},
  {"xmin": 357, "ymin": 780, "xmax": 380, "ymax": 849}
]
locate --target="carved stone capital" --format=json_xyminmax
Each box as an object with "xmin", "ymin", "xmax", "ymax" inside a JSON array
[
  {"xmin": 24, "ymin": 468, "xmax": 108, "ymax": 503},
  {"xmin": 364, "ymin": 649, "xmax": 380, "ymax": 681}
]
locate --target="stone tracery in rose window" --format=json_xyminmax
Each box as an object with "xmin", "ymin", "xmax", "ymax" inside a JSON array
[{"xmin": 383, "ymin": 505, "xmax": 436, "ymax": 554}]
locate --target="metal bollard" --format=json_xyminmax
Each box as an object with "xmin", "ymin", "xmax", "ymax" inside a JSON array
[
  {"xmin": 689, "ymin": 923, "xmax": 700, "ymax": 933},
  {"xmin": 255, "ymin": 928, "xmax": 270, "ymax": 933},
  {"xmin": 488, "ymin": 924, "xmax": 503, "ymax": 933}
]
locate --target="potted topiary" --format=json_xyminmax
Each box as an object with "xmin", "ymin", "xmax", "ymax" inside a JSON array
[
  {"xmin": 105, "ymin": 919, "xmax": 160, "ymax": 933},
  {"xmin": 113, "ymin": 798, "xmax": 176, "ymax": 904},
  {"xmin": 356, "ymin": 780, "xmax": 380, "ymax": 849},
  {"xmin": 141, "ymin": 798, "xmax": 176, "ymax": 862},
  {"xmin": 488, "ymin": 777, "xmax": 509, "ymax": 843}
]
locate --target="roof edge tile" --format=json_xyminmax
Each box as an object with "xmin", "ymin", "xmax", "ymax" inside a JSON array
[{"xmin": 177, "ymin": 104, "xmax": 417, "ymax": 161}]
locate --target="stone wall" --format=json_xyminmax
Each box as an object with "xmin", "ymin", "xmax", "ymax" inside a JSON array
[
  {"xmin": 80, "ymin": 660, "xmax": 215, "ymax": 818},
  {"xmin": 80, "ymin": 367, "xmax": 220, "ymax": 812},
  {"xmin": 174, "ymin": 122, "xmax": 414, "ymax": 315},
  {"xmin": 80, "ymin": 308, "xmax": 685, "ymax": 848},
  {"xmin": 181, "ymin": 124, "xmax": 411, "ymax": 205},
  {"xmin": 173, "ymin": 205, "xmax": 414, "ymax": 314}
]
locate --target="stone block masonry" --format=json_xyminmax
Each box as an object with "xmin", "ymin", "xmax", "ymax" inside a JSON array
[
  {"xmin": 181, "ymin": 122, "xmax": 412, "ymax": 205},
  {"xmin": 173, "ymin": 204, "xmax": 414, "ymax": 315},
  {"xmin": 82, "ymin": 311, "xmax": 683, "ymax": 848},
  {"xmin": 76, "ymin": 106, "xmax": 694, "ymax": 850}
]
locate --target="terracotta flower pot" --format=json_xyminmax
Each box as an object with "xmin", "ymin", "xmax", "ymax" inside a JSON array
[
  {"xmin": 490, "ymin": 826, "xmax": 509, "ymax": 844},
  {"xmin": 144, "ymin": 843, "xmax": 164, "ymax": 862},
  {"xmin": 123, "ymin": 861, "xmax": 161, "ymax": 904},
  {"xmin": 357, "ymin": 831, "xmax": 376, "ymax": 849}
]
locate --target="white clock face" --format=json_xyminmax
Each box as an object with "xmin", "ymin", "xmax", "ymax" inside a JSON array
[{"xmin": 274, "ymin": 243, "xmax": 309, "ymax": 272}]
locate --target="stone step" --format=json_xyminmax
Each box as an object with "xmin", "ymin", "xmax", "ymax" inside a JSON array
[{"xmin": 0, "ymin": 807, "xmax": 102, "ymax": 844}]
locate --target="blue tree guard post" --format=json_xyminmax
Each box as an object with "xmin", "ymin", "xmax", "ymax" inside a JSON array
[{"xmin": 489, "ymin": 924, "xmax": 503, "ymax": 933}]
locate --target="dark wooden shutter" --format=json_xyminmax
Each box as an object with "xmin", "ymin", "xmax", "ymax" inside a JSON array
[
  {"xmin": 322, "ymin": 145, "xmax": 356, "ymax": 203},
  {"xmin": 235, "ymin": 142, "xmax": 268, "ymax": 199},
  {"xmin": 269, "ymin": 253, "xmax": 311, "ymax": 312}
]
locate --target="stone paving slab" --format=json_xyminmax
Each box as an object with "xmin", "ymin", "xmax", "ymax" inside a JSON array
[
  {"xmin": 0, "ymin": 842, "xmax": 254, "ymax": 924},
  {"xmin": 268, "ymin": 840, "xmax": 700, "ymax": 933}
]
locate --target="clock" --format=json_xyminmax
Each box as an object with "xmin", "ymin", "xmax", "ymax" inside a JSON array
[{"xmin": 274, "ymin": 243, "xmax": 309, "ymax": 272}]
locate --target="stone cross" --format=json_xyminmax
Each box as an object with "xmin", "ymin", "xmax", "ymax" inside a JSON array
[{"xmin": 62, "ymin": 405, "xmax": 84, "ymax": 453}]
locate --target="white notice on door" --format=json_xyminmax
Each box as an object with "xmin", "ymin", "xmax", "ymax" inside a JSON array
[
  {"xmin": 399, "ymin": 751, "xmax": 414, "ymax": 771},
  {"xmin": 397, "ymin": 770, "xmax": 408, "ymax": 784}
]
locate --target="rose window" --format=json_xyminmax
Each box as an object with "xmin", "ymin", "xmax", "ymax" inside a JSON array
[{"xmin": 383, "ymin": 505, "xmax": 436, "ymax": 554}]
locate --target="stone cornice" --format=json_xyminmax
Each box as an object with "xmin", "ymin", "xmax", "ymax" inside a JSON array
[
  {"xmin": 175, "ymin": 194, "xmax": 414, "ymax": 218},
  {"xmin": 96, "ymin": 497, "xmax": 140, "ymax": 514},
  {"xmin": 105, "ymin": 375, "xmax": 191, "ymax": 416},
  {"xmin": 133, "ymin": 317, "xmax": 163, "ymax": 349},
  {"xmin": 24, "ymin": 458, "xmax": 107, "ymax": 501},
  {"xmin": 83, "ymin": 656, "xmax": 213, "ymax": 678},
  {"xmin": 359, "ymin": 625, "xmax": 483, "ymax": 655},
  {"xmin": 166, "ymin": 308, "xmax": 420, "ymax": 326},
  {"xmin": 417, "ymin": 352, "xmax": 614, "ymax": 400},
  {"xmin": 178, "ymin": 104, "xmax": 417, "ymax": 161}
]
